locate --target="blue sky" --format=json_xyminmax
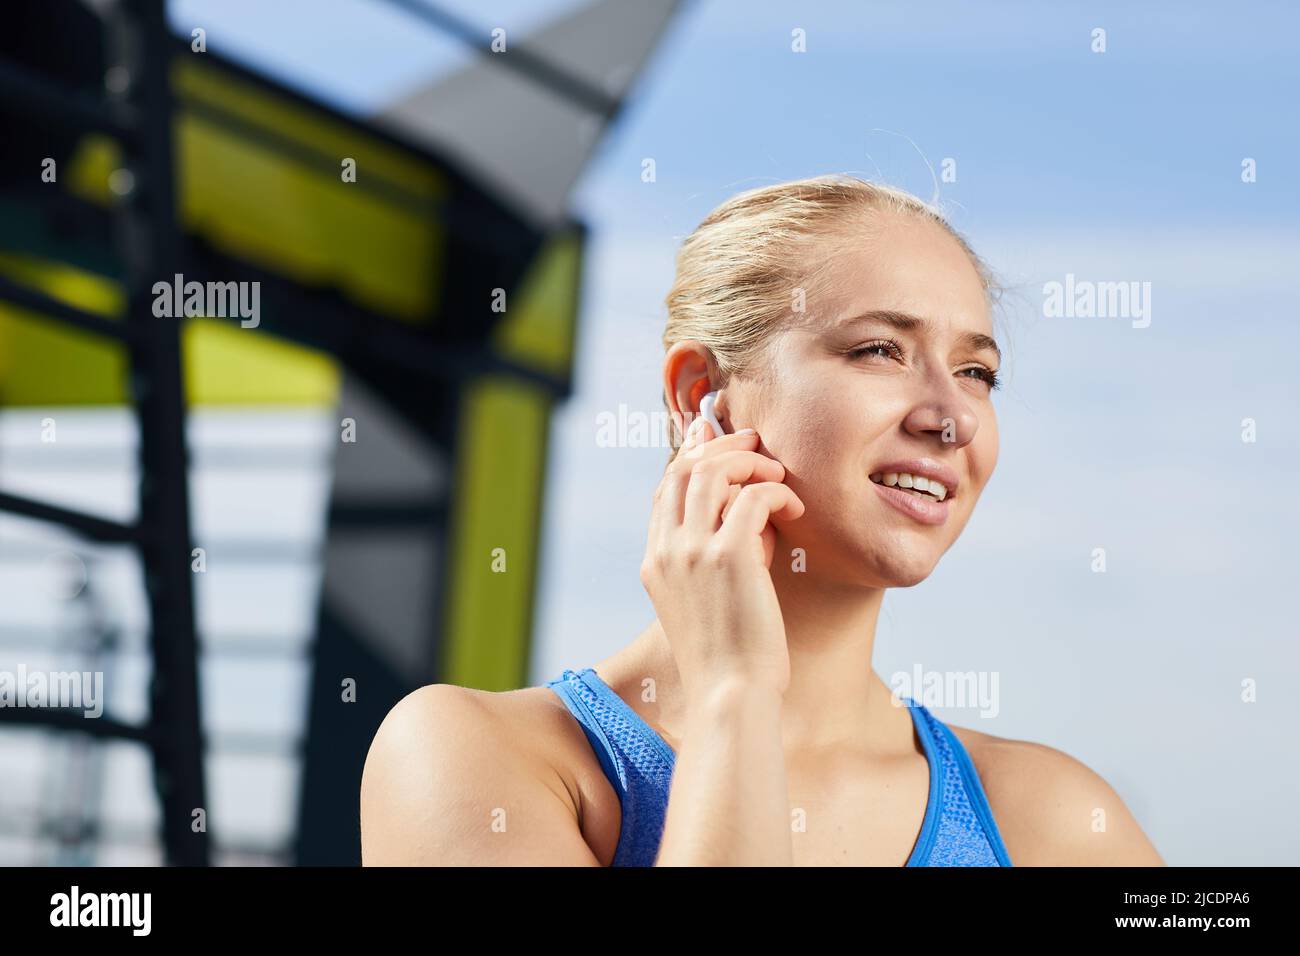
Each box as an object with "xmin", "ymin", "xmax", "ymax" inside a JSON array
[{"xmin": 167, "ymin": 0, "xmax": 1300, "ymax": 865}]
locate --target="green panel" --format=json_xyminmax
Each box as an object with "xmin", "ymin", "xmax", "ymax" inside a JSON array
[
  {"xmin": 172, "ymin": 56, "xmax": 448, "ymax": 323},
  {"xmin": 0, "ymin": 52, "xmax": 471, "ymax": 406},
  {"xmin": 440, "ymin": 232, "xmax": 582, "ymax": 690},
  {"xmin": 491, "ymin": 230, "xmax": 582, "ymax": 377},
  {"xmin": 0, "ymin": 253, "xmax": 127, "ymax": 406},
  {"xmin": 441, "ymin": 378, "xmax": 551, "ymax": 691},
  {"xmin": 65, "ymin": 58, "xmax": 448, "ymax": 324},
  {"xmin": 182, "ymin": 317, "xmax": 339, "ymax": 405},
  {"xmin": 0, "ymin": 252, "xmax": 339, "ymax": 406}
]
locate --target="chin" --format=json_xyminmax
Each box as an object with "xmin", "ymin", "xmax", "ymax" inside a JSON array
[{"xmin": 860, "ymin": 543, "xmax": 942, "ymax": 588}]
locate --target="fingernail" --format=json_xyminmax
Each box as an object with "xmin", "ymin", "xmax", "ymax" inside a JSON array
[
  {"xmin": 682, "ymin": 417, "xmax": 704, "ymax": 446},
  {"xmin": 735, "ymin": 428, "xmax": 756, "ymax": 436}
]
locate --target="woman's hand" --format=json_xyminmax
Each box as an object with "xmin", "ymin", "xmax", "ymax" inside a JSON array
[{"xmin": 639, "ymin": 417, "xmax": 806, "ymax": 703}]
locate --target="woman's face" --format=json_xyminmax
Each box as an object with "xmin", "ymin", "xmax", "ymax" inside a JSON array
[{"xmin": 739, "ymin": 211, "xmax": 1000, "ymax": 587}]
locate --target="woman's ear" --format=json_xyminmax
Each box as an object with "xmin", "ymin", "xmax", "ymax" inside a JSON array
[
  {"xmin": 689, "ymin": 378, "xmax": 711, "ymax": 414},
  {"xmin": 663, "ymin": 341, "xmax": 715, "ymax": 439}
]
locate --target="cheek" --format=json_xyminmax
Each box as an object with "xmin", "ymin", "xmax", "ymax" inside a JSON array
[
  {"xmin": 760, "ymin": 412, "xmax": 865, "ymax": 543},
  {"xmin": 765, "ymin": 401, "xmax": 866, "ymax": 483},
  {"xmin": 966, "ymin": 411, "xmax": 999, "ymax": 493},
  {"xmin": 754, "ymin": 372, "xmax": 851, "ymax": 473},
  {"xmin": 767, "ymin": 414, "xmax": 883, "ymax": 546},
  {"xmin": 759, "ymin": 385, "xmax": 917, "ymax": 525}
]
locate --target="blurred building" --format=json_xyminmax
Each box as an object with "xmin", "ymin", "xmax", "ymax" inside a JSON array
[{"xmin": 0, "ymin": 0, "xmax": 681, "ymax": 865}]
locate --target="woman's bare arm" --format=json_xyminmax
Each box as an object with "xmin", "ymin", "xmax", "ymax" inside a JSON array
[
  {"xmin": 654, "ymin": 675, "xmax": 791, "ymax": 866},
  {"xmin": 360, "ymin": 684, "xmax": 601, "ymax": 865},
  {"xmin": 975, "ymin": 737, "xmax": 1165, "ymax": 866}
]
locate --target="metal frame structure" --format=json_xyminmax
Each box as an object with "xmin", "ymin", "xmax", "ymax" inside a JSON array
[
  {"xmin": 0, "ymin": 0, "xmax": 596, "ymax": 864},
  {"xmin": 0, "ymin": 0, "xmax": 210, "ymax": 865}
]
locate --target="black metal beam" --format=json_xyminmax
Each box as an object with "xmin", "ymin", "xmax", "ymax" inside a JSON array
[
  {"xmin": 0, "ymin": 491, "xmax": 139, "ymax": 544},
  {"xmin": 0, "ymin": 274, "xmax": 138, "ymax": 342},
  {"xmin": 113, "ymin": 0, "xmax": 210, "ymax": 866},
  {"xmin": 0, "ymin": 53, "xmax": 137, "ymax": 139},
  {"xmin": 0, "ymin": 707, "xmax": 153, "ymax": 744},
  {"xmin": 0, "ymin": 211, "xmax": 568, "ymax": 398},
  {"xmin": 0, "ymin": 706, "xmax": 300, "ymax": 757},
  {"xmin": 182, "ymin": 239, "xmax": 572, "ymax": 398},
  {"xmin": 327, "ymin": 498, "xmax": 448, "ymax": 529}
]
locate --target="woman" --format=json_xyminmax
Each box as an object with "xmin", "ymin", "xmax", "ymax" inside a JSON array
[{"xmin": 359, "ymin": 174, "xmax": 1164, "ymax": 866}]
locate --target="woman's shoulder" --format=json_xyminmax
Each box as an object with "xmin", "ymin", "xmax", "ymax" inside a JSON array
[
  {"xmin": 943, "ymin": 720, "xmax": 1164, "ymax": 866},
  {"xmin": 360, "ymin": 682, "xmax": 620, "ymax": 865},
  {"xmin": 365, "ymin": 681, "xmax": 609, "ymax": 814}
]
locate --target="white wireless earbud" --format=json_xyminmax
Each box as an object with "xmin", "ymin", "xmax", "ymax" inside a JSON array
[{"xmin": 698, "ymin": 390, "xmax": 724, "ymax": 437}]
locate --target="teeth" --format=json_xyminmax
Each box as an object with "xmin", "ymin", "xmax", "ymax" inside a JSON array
[{"xmin": 871, "ymin": 472, "xmax": 949, "ymax": 502}]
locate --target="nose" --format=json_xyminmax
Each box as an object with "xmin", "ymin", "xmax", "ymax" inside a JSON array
[{"xmin": 900, "ymin": 369, "xmax": 980, "ymax": 449}]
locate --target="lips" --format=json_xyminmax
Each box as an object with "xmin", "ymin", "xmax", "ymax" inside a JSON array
[
  {"xmin": 871, "ymin": 480, "xmax": 951, "ymax": 525},
  {"xmin": 868, "ymin": 458, "xmax": 959, "ymax": 526},
  {"xmin": 867, "ymin": 459, "xmax": 960, "ymax": 501}
]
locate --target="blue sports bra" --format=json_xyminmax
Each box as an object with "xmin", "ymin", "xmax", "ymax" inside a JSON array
[{"xmin": 545, "ymin": 666, "xmax": 1014, "ymax": 866}]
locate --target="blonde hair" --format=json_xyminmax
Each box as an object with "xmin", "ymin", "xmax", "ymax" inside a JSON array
[{"xmin": 662, "ymin": 174, "xmax": 999, "ymax": 456}]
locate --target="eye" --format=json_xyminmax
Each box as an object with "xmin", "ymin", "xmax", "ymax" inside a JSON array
[
  {"xmin": 847, "ymin": 340, "xmax": 1000, "ymax": 392},
  {"xmin": 847, "ymin": 339, "xmax": 905, "ymax": 362},
  {"xmin": 958, "ymin": 366, "xmax": 1001, "ymax": 391}
]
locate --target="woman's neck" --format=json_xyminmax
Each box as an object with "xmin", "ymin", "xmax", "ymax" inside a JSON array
[
  {"xmin": 768, "ymin": 553, "xmax": 899, "ymax": 753},
  {"xmin": 604, "ymin": 556, "xmax": 909, "ymax": 757}
]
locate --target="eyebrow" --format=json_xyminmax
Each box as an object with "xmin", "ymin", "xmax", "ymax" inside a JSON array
[{"xmin": 836, "ymin": 309, "xmax": 1001, "ymax": 362}]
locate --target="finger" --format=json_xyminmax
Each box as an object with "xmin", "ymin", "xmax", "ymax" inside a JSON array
[
  {"xmin": 648, "ymin": 418, "xmax": 711, "ymax": 554},
  {"xmin": 676, "ymin": 426, "xmax": 758, "ymax": 462},
  {"xmin": 682, "ymin": 449, "xmax": 787, "ymax": 533},
  {"xmin": 677, "ymin": 415, "xmax": 712, "ymax": 452},
  {"xmin": 719, "ymin": 483, "xmax": 742, "ymax": 523},
  {"xmin": 714, "ymin": 482, "xmax": 806, "ymax": 552},
  {"xmin": 657, "ymin": 427, "xmax": 761, "ymax": 531}
]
